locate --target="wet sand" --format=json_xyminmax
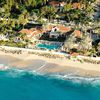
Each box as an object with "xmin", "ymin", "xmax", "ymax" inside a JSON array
[{"xmin": 0, "ymin": 51, "xmax": 100, "ymax": 77}]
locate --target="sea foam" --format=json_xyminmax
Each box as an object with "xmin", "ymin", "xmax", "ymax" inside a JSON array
[{"xmin": 0, "ymin": 64, "xmax": 100, "ymax": 86}]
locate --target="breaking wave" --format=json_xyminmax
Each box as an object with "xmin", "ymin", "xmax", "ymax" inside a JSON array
[{"xmin": 0, "ymin": 65, "xmax": 100, "ymax": 87}]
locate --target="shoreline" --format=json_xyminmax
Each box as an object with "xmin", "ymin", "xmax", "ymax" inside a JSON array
[{"xmin": 0, "ymin": 50, "xmax": 100, "ymax": 77}]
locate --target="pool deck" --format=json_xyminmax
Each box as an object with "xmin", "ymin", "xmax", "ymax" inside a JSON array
[{"xmin": 36, "ymin": 40, "xmax": 63, "ymax": 50}]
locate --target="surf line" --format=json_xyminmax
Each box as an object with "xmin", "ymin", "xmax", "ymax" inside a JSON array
[{"xmin": 35, "ymin": 62, "xmax": 47, "ymax": 72}]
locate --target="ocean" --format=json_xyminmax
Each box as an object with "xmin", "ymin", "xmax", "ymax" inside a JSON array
[{"xmin": 0, "ymin": 69, "xmax": 100, "ymax": 100}]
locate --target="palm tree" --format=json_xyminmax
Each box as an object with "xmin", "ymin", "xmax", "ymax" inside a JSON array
[
  {"xmin": 80, "ymin": 33, "xmax": 93, "ymax": 50},
  {"xmin": 18, "ymin": 10, "xmax": 29, "ymax": 29},
  {"xmin": 64, "ymin": 3, "xmax": 72, "ymax": 12},
  {"xmin": 31, "ymin": 0, "xmax": 37, "ymax": 7},
  {"xmin": 97, "ymin": 42, "xmax": 100, "ymax": 52},
  {"xmin": 41, "ymin": 6, "xmax": 57, "ymax": 22}
]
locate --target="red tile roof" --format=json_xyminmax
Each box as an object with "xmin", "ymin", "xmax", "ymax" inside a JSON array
[
  {"xmin": 46, "ymin": 25, "xmax": 71, "ymax": 33},
  {"xmin": 19, "ymin": 28, "xmax": 43, "ymax": 39},
  {"xmin": 19, "ymin": 29, "xmax": 33, "ymax": 34},
  {"xmin": 46, "ymin": 25, "xmax": 54, "ymax": 31},
  {"xmin": 49, "ymin": 1, "xmax": 60, "ymax": 6},
  {"xmin": 29, "ymin": 30, "xmax": 42, "ymax": 38},
  {"xmin": 74, "ymin": 30, "xmax": 82, "ymax": 37},
  {"xmin": 60, "ymin": 2, "xmax": 66, "ymax": 6},
  {"xmin": 70, "ymin": 52, "xmax": 79, "ymax": 56},
  {"xmin": 72, "ymin": 3, "xmax": 81, "ymax": 9},
  {"xmin": 57, "ymin": 25, "xmax": 71, "ymax": 33},
  {"xmin": 49, "ymin": 1, "xmax": 66, "ymax": 7}
]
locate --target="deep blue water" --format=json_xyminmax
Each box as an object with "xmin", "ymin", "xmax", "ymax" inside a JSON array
[{"xmin": 0, "ymin": 69, "xmax": 100, "ymax": 100}]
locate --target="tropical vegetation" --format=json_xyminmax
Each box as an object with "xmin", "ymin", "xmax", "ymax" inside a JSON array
[{"xmin": 0, "ymin": 0, "xmax": 100, "ymax": 56}]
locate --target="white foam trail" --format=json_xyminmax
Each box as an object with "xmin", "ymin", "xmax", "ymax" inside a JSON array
[
  {"xmin": 0, "ymin": 64, "xmax": 100, "ymax": 86},
  {"xmin": 4, "ymin": 68, "xmax": 43, "ymax": 78},
  {"xmin": 0, "ymin": 64, "xmax": 9, "ymax": 70},
  {"xmin": 50, "ymin": 74, "xmax": 100, "ymax": 85},
  {"xmin": 5, "ymin": 69, "xmax": 27, "ymax": 78},
  {"xmin": 7, "ymin": 68, "xmax": 100, "ymax": 85}
]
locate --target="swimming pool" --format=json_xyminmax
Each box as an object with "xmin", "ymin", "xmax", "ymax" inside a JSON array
[{"xmin": 37, "ymin": 43, "xmax": 60, "ymax": 50}]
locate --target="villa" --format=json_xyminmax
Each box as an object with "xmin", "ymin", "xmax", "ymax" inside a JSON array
[
  {"xmin": 63, "ymin": 28, "xmax": 93, "ymax": 51},
  {"xmin": 46, "ymin": 24, "xmax": 71, "ymax": 33},
  {"xmin": 49, "ymin": 1, "xmax": 65, "ymax": 7},
  {"xmin": 19, "ymin": 28, "xmax": 44, "ymax": 42},
  {"xmin": 74, "ymin": 30, "xmax": 82, "ymax": 38},
  {"xmin": 72, "ymin": 3, "xmax": 83, "ymax": 9},
  {"xmin": 49, "ymin": 1, "xmax": 84, "ymax": 10},
  {"xmin": 19, "ymin": 24, "xmax": 72, "ymax": 50},
  {"xmin": 49, "ymin": 26, "xmax": 60, "ymax": 39},
  {"xmin": 49, "ymin": 1, "xmax": 60, "ymax": 7},
  {"xmin": 39, "ymin": 24, "xmax": 71, "ymax": 42},
  {"xmin": 49, "ymin": 1, "xmax": 66, "ymax": 12},
  {"xmin": 18, "ymin": 22, "xmax": 98, "ymax": 53}
]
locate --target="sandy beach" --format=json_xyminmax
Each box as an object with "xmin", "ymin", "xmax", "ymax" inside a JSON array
[{"xmin": 0, "ymin": 50, "xmax": 100, "ymax": 77}]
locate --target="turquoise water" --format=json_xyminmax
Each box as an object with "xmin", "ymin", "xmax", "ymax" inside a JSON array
[
  {"xmin": 37, "ymin": 43, "xmax": 59, "ymax": 50},
  {"xmin": 0, "ymin": 69, "xmax": 100, "ymax": 100}
]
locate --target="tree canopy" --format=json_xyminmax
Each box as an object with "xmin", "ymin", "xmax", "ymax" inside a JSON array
[{"xmin": 0, "ymin": 0, "xmax": 97, "ymax": 33}]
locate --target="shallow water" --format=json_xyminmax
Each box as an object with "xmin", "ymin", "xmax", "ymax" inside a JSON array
[{"xmin": 0, "ymin": 69, "xmax": 100, "ymax": 100}]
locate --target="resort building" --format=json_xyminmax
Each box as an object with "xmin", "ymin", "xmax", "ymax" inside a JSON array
[
  {"xmin": 72, "ymin": 3, "xmax": 82, "ymax": 9},
  {"xmin": 49, "ymin": 1, "xmax": 60, "ymax": 7},
  {"xmin": 49, "ymin": 1, "xmax": 66, "ymax": 12},
  {"xmin": 19, "ymin": 28, "xmax": 44, "ymax": 42},
  {"xmin": 74, "ymin": 30, "xmax": 82, "ymax": 38},
  {"xmin": 49, "ymin": 1, "xmax": 65, "ymax": 7},
  {"xmin": 46, "ymin": 24, "xmax": 71, "ymax": 33},
  {"xmin": 60, "ymin": 2, "xmax": 66, "ymax": 7},
  {"xmin": 49, "ymin": 26, "xmax": 60, "ymax": 39},
  {"xmin": 63, "ymin": 29, "xmax": 93, "ymax": 51},
  {"xmin": 43, "ymin": 24, "xmax": 71, "ymax": 40},
  {"xmin": 49, "ymin": 1, "xmax": 84, "ymax": 10}
]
